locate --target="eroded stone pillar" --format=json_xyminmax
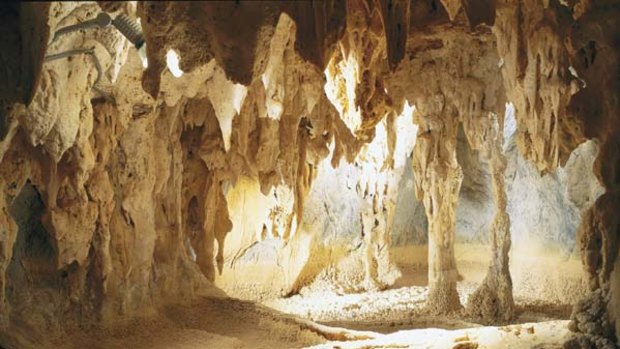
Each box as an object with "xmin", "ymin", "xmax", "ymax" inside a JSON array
[
  {"xmin": 412, "ymin": 113, "xmax": 463, "ymax": 313},
  {"xmin": 194, "ymin": 177, "xmax": 231, "ymax": 282},
  {"xmin": 466, "ymin": 114, "xmax": 514, "ymax": 322},
  {"xmin": 360, "ymin": 192, "xmax": 381, "ymax": 290}
]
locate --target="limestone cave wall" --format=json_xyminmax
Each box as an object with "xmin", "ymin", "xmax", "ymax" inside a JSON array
[{"xmin": 0, "ymin": 1, "xmax": 618, "ymax": 348}]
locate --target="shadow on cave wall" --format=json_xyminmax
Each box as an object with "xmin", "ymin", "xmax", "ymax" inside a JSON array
[{"xmin": 5, "ymin": 181, "xmax": 61, "ymax": 337}]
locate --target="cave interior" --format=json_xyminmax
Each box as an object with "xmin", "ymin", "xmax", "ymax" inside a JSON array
[{"xmin": 0, "ymin": 1, "xmax": 619, "ymax": 349}]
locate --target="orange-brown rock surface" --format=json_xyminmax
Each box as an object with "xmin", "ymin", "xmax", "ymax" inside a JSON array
[{"xmin": 0, "ymin": 1, "xmax": 618, "ymax": 348}]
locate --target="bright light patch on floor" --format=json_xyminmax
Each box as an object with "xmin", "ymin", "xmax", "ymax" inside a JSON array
[
  {"xmin": 324, "ymin": 52, "xmax": 362, "ymax": 135},
  {"xmin": 166, "ymin": 49, "xmax": 184, "ymax": 77}
]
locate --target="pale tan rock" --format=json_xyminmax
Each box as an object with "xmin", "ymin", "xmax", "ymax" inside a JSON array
[
  {"xmin": 0, "ymin": 1, "xmax": 618, "ymax": 347},
  {"xmin": 465, "ymin": 113, "xmax": 514, "ymax": 322},
  {"xmin": 412, "ymin": 111, "xmax": 464, "ymax": 313}
]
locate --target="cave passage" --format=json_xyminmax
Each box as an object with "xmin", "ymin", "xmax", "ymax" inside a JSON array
[{"xmin": 0, "ymin": 1, "xmax": 619, "ymax": 349}]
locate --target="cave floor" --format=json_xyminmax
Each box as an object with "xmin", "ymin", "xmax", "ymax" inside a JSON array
[
  {"xmin": 47, "ymin": 267, "xmax": 577, "ymax": 349},
  {"xmin": 308, "ymin": 320, "xmax": 572, "ymax": 349},
  {"xmin": 31, "ymin": 268, "xmax": 572, "ymax": 349},
  {"xmin": 265, "ymin": 263, "xmax": 572, "ymax": 334},
  {"xmin": 49, "ymin": 295, "xmax": 573, "ymax": 349},
  {"xmin": 262, "ymin": 264, "xmax": 575, "ymax": 348}
]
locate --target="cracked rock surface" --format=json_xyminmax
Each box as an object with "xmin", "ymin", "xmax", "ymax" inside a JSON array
[{"xmin": 0, "ymin": 1, "xmax": 618, "ymax": 348}]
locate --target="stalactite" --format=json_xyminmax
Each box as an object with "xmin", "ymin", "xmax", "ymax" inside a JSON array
[{"xmin": 492, "ymin": 0, "xmax": 582, "ymax": 174}]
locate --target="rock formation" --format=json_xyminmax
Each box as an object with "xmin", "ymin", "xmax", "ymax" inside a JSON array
[
  {"xmin": 0, "ymin": 1, "xmax": 618, "ymax": 348},
  {"xmin": 465, "ymin": 113, "xmax": 514, "ymax": 322},
  {"xmin": 412, "ymin": 109, "xmax": 464, "ymax": 313}
]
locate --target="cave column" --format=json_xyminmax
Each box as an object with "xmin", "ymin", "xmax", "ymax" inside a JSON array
[
  {"xmin": 466, "ymin": 114, "xmax": 514, "ymax": 321},
  {"xmin": 412, "ymin": 113, "xmax": 463, "ymax": 313},
  {"xmin": 361, "ymin": 195, "xmax": 380, "ymax": 290},
  {"xmin": 195, "ymin": 176, "xmax": 232, "ymax": 281},
  {"xmin": 361, "ymin": 183, "xmax": 391, "ymax": 290},
  {"xmin": 195, "ymin": 178, "xmax": 218, "ymax": 281}
]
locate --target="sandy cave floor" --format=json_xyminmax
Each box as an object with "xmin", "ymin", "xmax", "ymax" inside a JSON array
[
  {"xmin": 265, "ymin": 264, "xmax": 572, "ymax": 334},
  {"xmin": 54, "ymin": 294, "xmax": 574, "ymax": 349},
  {"xmin": 48, "ymin": 264, "xmax": 577, "ymax": 349}
]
